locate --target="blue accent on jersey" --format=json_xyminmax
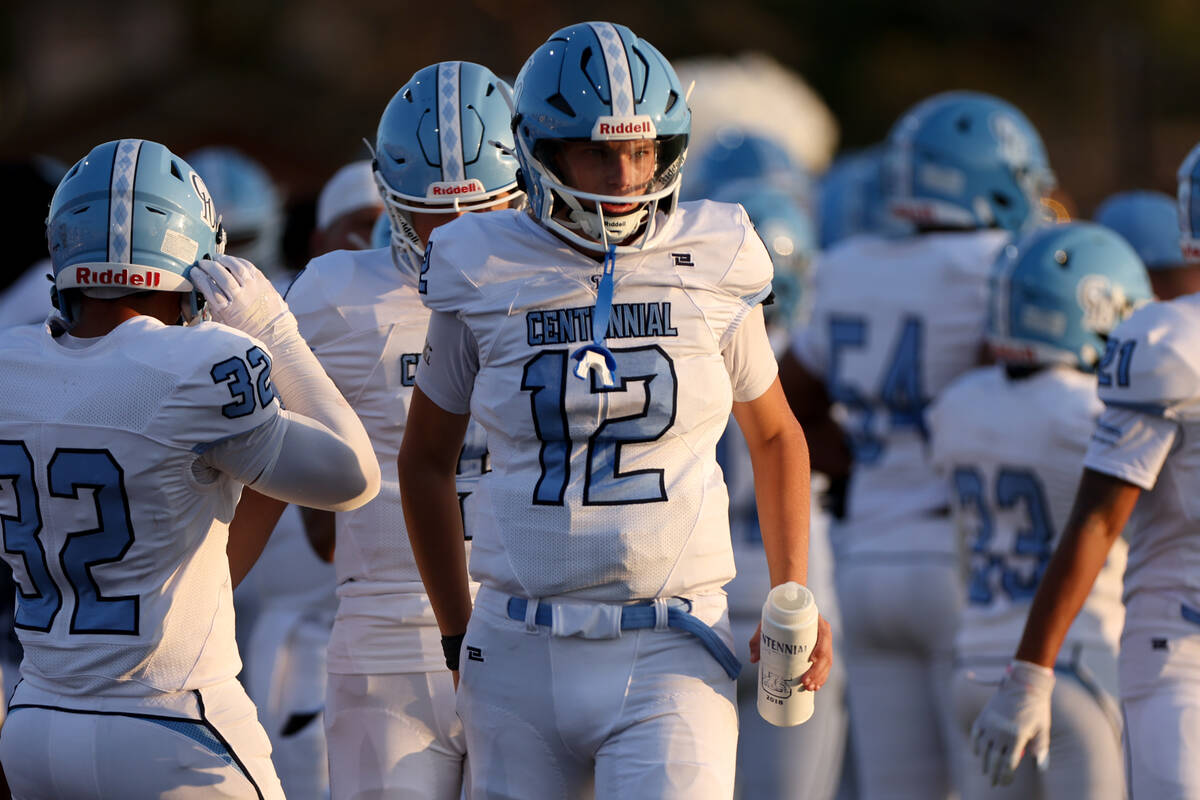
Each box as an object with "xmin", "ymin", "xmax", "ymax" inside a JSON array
[
  {"xmin": 210, "ymin": 349, "xmax": 277, "ymax": 419},
  {"xmin": 0, "ymin": 443, "xmax": 139, "ymax": 635},
  {"xmin": 988, "ymin": 222, "xmax": 1152, "ymax": 371},
  {"xmin": 210, "ymin": 357, "xmax": 256, "ymax": 419},
  {"xmin": 49, "ymin": 450, "xmax": 138, "ymax": 635},
  {"xmin": 1, "ymin": 441, "xmax": 60, "ymax": 631},
  {"xmin": 521, "ymin": 346, "xmax": 678, "ymax": 506},
  {"xmin": 1097, "ymin": 338, "xmax": 1137, "ymax": 389},
  {"xmin": 827, "ymin": 315, "xmax": 928, "ymax": 465},
  {"xmin": 245, "ymin": 346, "xmax": 276, "ymax": 408},
  {"xmin": 953, "ymin": 465, "xmax": 1055, "ymax": 606},
  {"xmin": 1094, "ymin": 191, "xmax": 1185, "ymax": 270}
]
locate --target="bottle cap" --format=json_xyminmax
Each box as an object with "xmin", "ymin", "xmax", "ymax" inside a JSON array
[{"xmin": 763, "ymin": 581, "xmax": 818, "ymax": 628}]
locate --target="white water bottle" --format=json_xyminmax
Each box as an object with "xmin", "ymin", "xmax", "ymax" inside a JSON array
[{"xmin": 757, "ymin": 581, "xmax": 820, "ymax": 727}]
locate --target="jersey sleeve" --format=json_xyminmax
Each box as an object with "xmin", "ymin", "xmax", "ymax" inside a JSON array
[
  {"xmin": 414, "ymin": 310, "xmax": 479, "ymax": 415},
  {"xmin": 723, "ymin": 304, "xmax": 778, "ymax": 402},
  {"xmin": 1083, "ymin": 406, "xmax": 1178, "ymax": 490},
  {"xmin": 156, "ymin": 325, "xmax": 284, "ymax": 453}
]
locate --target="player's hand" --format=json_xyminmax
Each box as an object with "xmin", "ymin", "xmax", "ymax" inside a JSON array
[
  {"xmin": 970, "ymin": 659, "xmax": 1055, "ymax": 786},
  {"xmin": 191, "ymin": 254, "xmax": 289, "ymax": 339},
  {"xmin": 451, "ymin": 670, "xmax": 459, "ymax": 691},
  {"xmin": 748, "ymin": 614, "xmax": 833, "ymax": 692}
]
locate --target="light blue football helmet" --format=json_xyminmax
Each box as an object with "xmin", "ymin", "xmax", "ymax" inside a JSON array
[
  {"xmin": 512, "ymin": 21, "xmax": 690, "ymax": 252},
  {"xmin": 987, "ymin": 221, "xmax": 1152, "ymax": 370},
  {"xmin": 47, "ymin": 139, "xmax": 223, "ymax": 323},
  {"xmin": 1095, "ymin": 190, "xmax": 1185, "ymax": 270},
  {"xmin": 373, "ymin": 61, "xmax": 521, "ymax": 260},
  {"xmin": 1176, "ymin": 141, "xmax": 1200, "ymax": 262},
  {"xmin": 817, "ymin": 145, "xmax": 911, "ymax": 249},
  {"xmin": 682, "ymin": 128, "xmax": 811, "ymax": 204},
  {"xmin": 713, "ymin": 180, "xmax": 815, "ymax": 331},
  {"xmin": 185, "ymin": 147, "xmax": 283, "ymax": 275},
  {"xmin": 885, "ymin": 91, "xmax": 1055, "ymax": 233}
]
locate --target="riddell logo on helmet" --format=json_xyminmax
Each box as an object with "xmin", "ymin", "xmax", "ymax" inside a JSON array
[
  {"xmin": 591, "ymin": 115, "xmax": 657, "ymax": 141},
  {"xmin": 73, "ymin": 267, "xmax": 161, "ymax": 288},
  {"xmin": 428, "ymin": 180, "xmax": 485, "ymax": 198}
]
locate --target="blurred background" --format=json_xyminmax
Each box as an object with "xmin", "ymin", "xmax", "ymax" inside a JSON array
[{"xmin": 2, "ymin": 0, "xmax": 1199, "ymax": 269}]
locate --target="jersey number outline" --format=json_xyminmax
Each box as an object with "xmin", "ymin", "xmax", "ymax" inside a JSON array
[
  {"xmin": 952, "ymin": 465, "xmax": 1054, "ymax": 606},
  {"xmin": 521, "ymin": 346, "xmax": 677, "ymax": 506},
  {"xmin": 828, "ymin": 314, "xmax": 928, "ymax": 465},
  {"xmin": 210, "ymin": 346, "xmax": 277, "ymax": 418},
  {"xmin": 1097, "ymin": 337, "xmax": 1136, "ymax": 389},
  {"xmin": 0, "ymin": 442, "xmax": 139, "ymax": 635}
]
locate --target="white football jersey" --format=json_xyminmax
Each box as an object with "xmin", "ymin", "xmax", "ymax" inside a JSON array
[
  {"xmin": 792, "ymin": 229, "xmax": 1009, "ymax": 557},
  {"xmin": 417, "ymin": 203, "xmax": 778, "ymax": 602},
  {"xmin": 1082, "ymin": 293, "xmax": 1200, "ymax": 619},
  {"xmin": 0, "ymin": 317, "xmax": 283, "ymax": 700},
  {"xmin": 286, "ymin": 245, "xmax": 483, "ymax": 673},
  {"xmin": 929, "ymin": 365, "xmax": 1126, "ymax": 663}
]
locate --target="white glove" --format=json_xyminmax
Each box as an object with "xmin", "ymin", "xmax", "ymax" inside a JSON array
[
  {"xmin": 191, "ymin": 254, "xmax": 291, "ymax": 342},
  {"xmin": 970, "ymin": 659, "xmax": 1055, "ymax": 787}
]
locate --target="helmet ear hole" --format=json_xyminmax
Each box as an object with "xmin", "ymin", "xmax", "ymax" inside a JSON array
[{"xmin": 992, "ymin": 192, "xmax": 1013, "ymax": 209}]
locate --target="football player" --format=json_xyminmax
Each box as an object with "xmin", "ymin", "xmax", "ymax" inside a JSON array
[
  {"xmin": 228, "ymin": 61, "xmax": 520, "ymax": 800},
  {"xmin": 931, "ymin": 222, "xmax": 1151, "ymax": 798},
  {"xmin": 0, "ymin": 139, "xmax": 379, "ymax": 799},
  {"xmin": 782, "ymin": 91, "xmax": 1056, "ymax": 799},
  {"xmin": 398, "ymin": 23, "xmax": 832, "ymax": 799},
  {"xmin": 970, "ymin": 142, "xmax": 1200, "ymax": 796}
]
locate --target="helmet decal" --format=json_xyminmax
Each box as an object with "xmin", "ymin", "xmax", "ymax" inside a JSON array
[
  {"xmin": 436, "ymin": 61, "xmax": 467, "ymax": 184},
  {"xmin": 589, "ymin": 22, "xmax": 636, "ymax": 117},
  {"xmin": 108, "ymin": 139, "xmax": 144, "ymax": 265}
]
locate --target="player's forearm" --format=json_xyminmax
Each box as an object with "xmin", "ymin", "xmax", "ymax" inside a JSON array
[
  {"xmin": 227, "ymin": 489, "xmax": 288, "ymax": 588},
  {"xmin": 262, "ymin": 320, "xmax": 379, "ymax": 496},
  {"xmin": 751, "ymin": 423, "xmax": 812, "ymax": 587},
  {"xmin": 1015, "ymin": 475, "xmax": 1134, "ymax": 667},
  {"xmin": 398, "ymin": 453, "xmax": 473, "ymax": 635}
]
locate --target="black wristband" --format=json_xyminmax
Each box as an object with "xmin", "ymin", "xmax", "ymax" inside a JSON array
[{"xmin": 441, "ymin": 633, "xmax": 466, "ymax": 671}]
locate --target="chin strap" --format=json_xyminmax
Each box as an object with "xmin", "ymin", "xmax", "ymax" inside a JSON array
[{"xmin": 571, "ymin": 244, "xmax": 619, "ymax": 387}]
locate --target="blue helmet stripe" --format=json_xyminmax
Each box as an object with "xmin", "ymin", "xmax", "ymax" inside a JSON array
[
  {"xmin": 108, "ymin": 138, "xmax": 143, "ymax": 265},
  {"xmin": 437, "ymin": 61, "xmax": 466, "ymax": 183},
  {"xmin": 588, "ymin": 22, "xmax": 635, "ymax": 116}
]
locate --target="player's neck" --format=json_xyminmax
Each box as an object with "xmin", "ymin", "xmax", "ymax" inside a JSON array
[{"xmin": 70, "ymin": 293, "xmax": 182, "ymax": 337}]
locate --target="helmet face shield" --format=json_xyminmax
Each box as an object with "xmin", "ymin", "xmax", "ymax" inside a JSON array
[{"xmin": 513, "ymin": 22, "xmax": 691, "ymax": 253}]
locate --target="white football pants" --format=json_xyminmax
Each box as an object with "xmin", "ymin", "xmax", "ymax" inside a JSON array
[
  {"xmin": 325, "ymin": 670, "xmax": 466, "ymax": 800},
  {"xmin": 836, "ymin": 556, "xmax": 964, "ymax": 800},
  {"xmin": 459, "ymin": 586, "xmax": 739, "ymax": 800},
  {"xmin": 0, "ymin": 678, "xmax": 283, "ymax": 799}
]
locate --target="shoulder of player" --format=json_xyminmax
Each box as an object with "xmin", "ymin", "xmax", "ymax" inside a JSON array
[
  {"xmin": 1102, "ymin": 297, "xmax": 1200, "ymax": 407},
  {"xmin": 423, "ymin": 210, "xmax": 529, "ymax": 310},
  {"xmin": 926, "ymin": 229, "xmax": 1010, "ymax": 278},
  {"xmin": 288, "ymin": 247, "xmax": 399, "ymax": 311},
  {"xmin": 668, "ymin": 200, "xmax": 770, "ymax": 295}
]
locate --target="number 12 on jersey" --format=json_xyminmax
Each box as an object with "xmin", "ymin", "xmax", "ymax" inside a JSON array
[{"xmin": 522, "ymin": 346, "xmax": 677, "ymax": 506}]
